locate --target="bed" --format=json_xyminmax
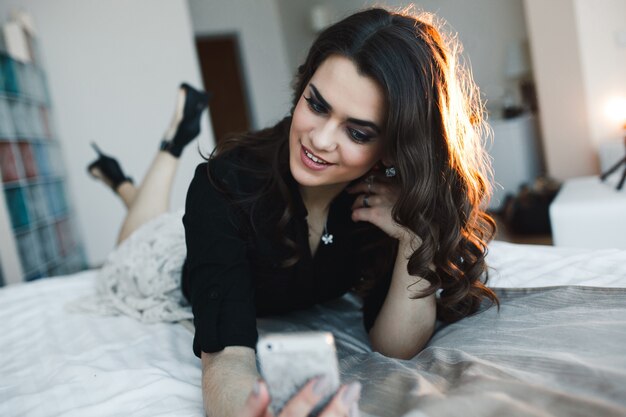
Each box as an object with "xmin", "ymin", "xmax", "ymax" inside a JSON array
[{"xmin": 1, "ymin": 240, "xmax": 625, "ymax": 417}]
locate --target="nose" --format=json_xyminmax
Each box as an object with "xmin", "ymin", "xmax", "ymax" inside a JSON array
[{"xmin": 310, "ymin": 120, "xmax": 338, "ymax": 153}]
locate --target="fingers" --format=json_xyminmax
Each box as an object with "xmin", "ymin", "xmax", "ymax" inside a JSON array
[
  {"xmin": 350, "ymin": 190, "xmax": 404, "ymax": 240},
  {"xmin": 350, "ymin": 194, "xmax": 386, "ymax": 211},
  {"xmin": 347, "ymin": 176, "xmax": 396, "ymax": 197},
  {"xmin": 240, "ymin": 379, "xmax": 272, "ymax": 417},
  {"xmin": 239, "ymin": 378, "xmax": 362, "ymax": 417},
  {"xmin": 279, "ymin": 376, "xmax": 332, "ymax": 417},
  {"xmin": 350, "ymin": 192, "xmax": 391, "ymax": 225},
  {"xmin": 319, "ymin": 382, "xmax": 362, "ymax": 417},
  {"xmin": 351, "ymin": 203, "xmax": 386, "ymax": 225},
  {"xmin": 347, "ymin": 179, "xmax": 386, "ymax": 196},
  {"xmin": 279, "ymin": 379, "xmax": 362, "ymax": 417},
  {"xmin": 347, "ymin": 175, "xmax": 410, "ymax": 241}
]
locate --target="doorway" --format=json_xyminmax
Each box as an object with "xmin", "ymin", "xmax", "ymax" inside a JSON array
[{"xmin": 195, "ymin": 35, "xmax": 252, "ymax": 143}]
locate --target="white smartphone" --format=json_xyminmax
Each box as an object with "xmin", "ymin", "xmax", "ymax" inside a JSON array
[{"xmin": 257, "ymin": 331, "xmax": 341, "ymax": 416}]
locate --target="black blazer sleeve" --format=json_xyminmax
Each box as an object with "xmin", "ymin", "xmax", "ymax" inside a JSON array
[{"xmin": 182, "ymin": 161, "xmax": 258, "ymax": 357}]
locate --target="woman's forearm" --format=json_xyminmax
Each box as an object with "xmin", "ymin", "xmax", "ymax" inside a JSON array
[
  {"xmin": 201, "ymin": 346, "xmax": 260, "ymax": 417},
  {"xmin": 368, "ymin": 239, "xmax": 436, "ymax": 359}
]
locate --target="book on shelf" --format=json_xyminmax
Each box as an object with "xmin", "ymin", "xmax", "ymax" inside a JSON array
[
  {"xmin": 0, "ymin": 12, "xmax": 87, "ymax": 284},
  {"xmin": 0, "ymin": 142, "xmax": 20, "ymax": 182}
]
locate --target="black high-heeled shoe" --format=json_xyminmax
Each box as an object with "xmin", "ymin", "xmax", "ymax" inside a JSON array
[
  {"xmin": 87, "ymin": 143, "xmax": 133, "ymax": 190},
  {"xmin": 160, "ymin": 82, "xmax": 211, "ymax": 157}
]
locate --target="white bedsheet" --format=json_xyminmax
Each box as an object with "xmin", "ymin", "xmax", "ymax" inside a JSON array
[
  {"xmin": 0, "ymin": 271, "xmax": 203, "ymax": 417},
  {"xmin": 1, "ymin": 242, "xmax": 625, "ymax": 417},
  {"xmin": 487, "ymin": 241, "xmax": 626, "ymax": 288}
]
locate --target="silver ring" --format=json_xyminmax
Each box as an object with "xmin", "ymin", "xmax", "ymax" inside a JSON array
[{"xmin": 363, "ymin": 194, "xmax": 370, "ymax": 208}]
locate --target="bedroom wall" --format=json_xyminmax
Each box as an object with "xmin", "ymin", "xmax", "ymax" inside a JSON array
[
  {"xmin": 186, "ymin": 0, "xmax": 293, "ymax": 129},
  {"xmin": 275, "ymin": 0, "xmax": 529, "ymax": 113},
  {"xmin": 523, "ymin": 0, "xmax": 596, "ymax": 179},
  {"xmin": 524, "ymin": 0, "xmax": 626, "ymax": 179},
  {"xmin": 573, "ymin": 0, "xmax": 626, "ymax": 169},
  {"xmin": 0, "ymin": 0, "xmax": 211, "ymax": 266}
]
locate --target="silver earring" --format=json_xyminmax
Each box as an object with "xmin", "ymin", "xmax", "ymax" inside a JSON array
[{"xmin": 385, "ymin": 166, "xmax": 397, "ymax": 177}]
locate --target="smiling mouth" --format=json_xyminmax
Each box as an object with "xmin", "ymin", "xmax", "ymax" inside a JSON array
[{"xmin": 302, "ymin": 145, "xmax": 331, "ymax": 165}]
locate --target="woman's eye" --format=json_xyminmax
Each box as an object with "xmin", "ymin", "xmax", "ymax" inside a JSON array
[
  {"xmin": 348, "ymin": 128, "xmax": 372, "ymax": 143},
  {"xmin": 304, "ymin": 96, "xmax": 326, "ymax": 114}
]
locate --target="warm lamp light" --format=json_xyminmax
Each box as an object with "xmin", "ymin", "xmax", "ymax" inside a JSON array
[{"xmin": 605, "ymin": 97, "xmax": 626, "ymax": 126}]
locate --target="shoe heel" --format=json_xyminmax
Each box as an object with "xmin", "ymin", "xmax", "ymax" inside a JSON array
[
  {"xmin": 87, "ymin": 142, "xmax": 102, "ymax": 174},
  {"xmin": 86, "ymin": 143, "xmax": 131, "ymax": 188},
  {"xmin": 180, "ymin": 83, "xmax": 211, "ymax": 115},
  {"xmin": 161, "ymin": 83, "xmax": 211, "ymax": 157},
  {"xmin": 91, "ymin": 142, "xmax": 104, "ymax": 157}
]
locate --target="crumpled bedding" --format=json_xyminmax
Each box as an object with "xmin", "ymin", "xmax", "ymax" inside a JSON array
[
  {"xmin": 254, "ymin": 284, "xmax": 626, "ymax": 417},
  {"xmin": 341, "ymin": 287, "xmax": 626, "ymax": 417},
  {"xmin": 1, "ymin": 242, "xmax": 626, "ymax": 417}
]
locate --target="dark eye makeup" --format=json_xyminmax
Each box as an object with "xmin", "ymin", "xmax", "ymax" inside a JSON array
[
  {"xmin": 303, "ymin": 86, "xmax": 378, "ymax": 144},
  {"xmin": 347, "ymin": 128, "xmax": 373, "ymax": 143},
  {"xmin": 304, "ymin": 95, "xmax": 327, "ymax": 114}
]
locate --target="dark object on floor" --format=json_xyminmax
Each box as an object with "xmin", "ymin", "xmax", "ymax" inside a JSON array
[
  {"xmin": 502, "ymin": 105, "xmax": 525, "ymax": 119},
  {"xmin": 599, "ymin": 127, "xmax": 626, "ymax": 190},
  {"xmin": 502, "ymin": 177, "xmax": 561, "ymax": 235}
]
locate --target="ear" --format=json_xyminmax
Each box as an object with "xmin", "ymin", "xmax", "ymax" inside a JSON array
[{"xmin": 381, "ymin": 157, "xmax": 394, "ymax": 168}]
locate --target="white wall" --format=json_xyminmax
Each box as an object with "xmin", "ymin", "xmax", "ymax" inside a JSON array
[
  {"xmin": 574, "ymin": 0, "xmax": 626, "ymax": 160},
  {"xmin": 275, "ymin": 0, "xmax": 529, "ymax": 111},
  {"xmin": 523, "ymin": 0, "xmax": 596, "ymax": 180},
  {"xmin": 0, "ymin": 0, "xmax": 211, "ymax": 265},
  {"xmin": 524, "ymin": 0, "xmax": 626, "ymax": 180},
  {"xmin": 187, "ymin": 0, "xmax": 293, "ymax": 128}
]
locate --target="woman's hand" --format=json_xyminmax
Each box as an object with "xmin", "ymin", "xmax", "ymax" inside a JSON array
[
  {"xmin": 347, "ymin": 174, "xmax": 415, "ymax": 245},
  {"xmin": 239, "ymin": 378, "xmax": 361, "ymax": 417}
]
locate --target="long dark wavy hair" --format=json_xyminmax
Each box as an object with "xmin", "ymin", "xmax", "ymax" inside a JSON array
[{"xmin": 208, "ymin": 6, "xmax": 499, "ymax": 323}]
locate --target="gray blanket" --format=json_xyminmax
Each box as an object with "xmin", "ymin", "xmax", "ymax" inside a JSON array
[{"xmin": 253, "ymin": 286, "xmax": 626, "ymax": 417}]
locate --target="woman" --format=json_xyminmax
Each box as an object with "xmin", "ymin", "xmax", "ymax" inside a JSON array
[{"xmin": 89, "ymin": 7, "xmax": 497, "ymax": 417}]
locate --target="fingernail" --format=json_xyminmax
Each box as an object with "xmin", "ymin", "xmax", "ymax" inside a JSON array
[
  {"xmin": 252, "ymin": 379, "xmax": 262, "ymax": 398},
  {"xmin": 350, "ymin": 401, "xmax": 361, "ymax": 417},
  {"xmin": 342, "ymin": 382, "xmax": 362, "ymax": 406},
  {"xmin": 313, "ymin": 375, "xmax": 331, "ymax": 395}
]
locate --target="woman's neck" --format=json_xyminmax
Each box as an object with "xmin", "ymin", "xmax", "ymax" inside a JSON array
[{"xmin": 299, "ymin": 182, "xmax": 347, "ymax": 216}]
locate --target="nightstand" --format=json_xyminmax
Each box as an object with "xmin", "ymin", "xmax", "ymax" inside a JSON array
[{"xmin": 549, "ymin": 175, "xmax": 626, "ymax": 249}]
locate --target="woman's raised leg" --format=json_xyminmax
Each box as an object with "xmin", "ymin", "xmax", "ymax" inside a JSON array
[
  {"xmin": 116, "ymin": 83, "xmax": 210, "ymax": 244},
  {"xmin": 115, "ymin": 150, "xmax": 178, "ymax": 244},
  {"xmin": 87, "ymin": 83, "xmax": 210, "ymax": 244}
]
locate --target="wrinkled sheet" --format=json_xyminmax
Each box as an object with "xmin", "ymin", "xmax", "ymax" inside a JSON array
[
  {"xmin": 487, "ymin": 241, "xmax": 626, "ymax": 288},
  {"xmin": 334, "ymin": 287, "xmax": 626, "ymax": 417},
  {"xmin": 1, "ymin": 243, "xmax": 626, "ymax": 417},
  {"xmin": 0, "ymin": 271, "xmax": 203, "ymax": 417}
]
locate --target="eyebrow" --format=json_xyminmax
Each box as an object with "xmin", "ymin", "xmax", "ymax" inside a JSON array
[{"xmin": 309, "ymin": 83, "xmax": 382, "ymax": 134}]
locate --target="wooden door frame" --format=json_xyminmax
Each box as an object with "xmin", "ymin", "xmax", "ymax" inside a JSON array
[{"xmin": 195, "ymin": 32, "xmax": 256, "ymax": 131}]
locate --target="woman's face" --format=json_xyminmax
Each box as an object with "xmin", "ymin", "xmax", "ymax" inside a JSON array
[{"xmin": 289, "ymin": 55, "xmax": 386, "ymax": 191}]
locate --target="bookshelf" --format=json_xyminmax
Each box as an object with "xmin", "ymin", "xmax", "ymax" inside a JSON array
[{"xmin": 0, "ymin": 19, "xmax": 86, "ymax": 285}]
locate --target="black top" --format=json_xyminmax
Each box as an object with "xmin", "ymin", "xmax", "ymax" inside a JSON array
[{"xmin": 181, "ymin": 151, "xmax": 393, "ymax": 358}]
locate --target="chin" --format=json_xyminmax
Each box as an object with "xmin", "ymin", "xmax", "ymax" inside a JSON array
[{"xmin": 289, "ymin": 163, "xmax": 319, "ymax": 187}]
